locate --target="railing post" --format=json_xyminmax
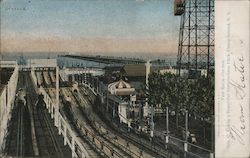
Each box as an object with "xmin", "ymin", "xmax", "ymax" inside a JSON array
[
  {"xmin": 71, "ymin": 136, "xmax": 76, "ymax": 158},
  {"xmin": 58, "ymin": 118, "xmax": 62, "ymax": 135},
  {"xmin": 51, "ymin": 106, "xmax": 54, "ymax": 119},
  {"xmin": 210, "ymin": 152, "xmax": 214, "ymax": 158},
  {"xmin": 46, "ymin": 95, "xmax": 49, "ymax": 109},
  {"xmin": 48, "ymin": 100, "xmax": 51, "ymax": 113},
  {"xmin": 64, "ymin": 128, "xmax": 67, "ymax": 146}
]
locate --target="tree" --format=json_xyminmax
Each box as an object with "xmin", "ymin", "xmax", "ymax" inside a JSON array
[{"xmin": 142, "ymin": 71, "xmax": 214, "ymax": 127}]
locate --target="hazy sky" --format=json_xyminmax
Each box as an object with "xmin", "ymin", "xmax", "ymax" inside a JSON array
[{"xmin": 1, "ymin": 0, "xmax": 180, "ymax": 57}]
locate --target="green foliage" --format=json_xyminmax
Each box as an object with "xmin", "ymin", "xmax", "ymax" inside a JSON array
[{"xmin": 144, "ymin": 72, "xmax": 214, "ymax": 118}]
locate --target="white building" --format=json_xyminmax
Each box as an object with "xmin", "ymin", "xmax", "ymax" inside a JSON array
[
  {"xmin": 108, "ymin": 79, "xmax": 135, "ymax": 96},
  {"xmin": 106, "ymin": 80, "xmax": 138, "ymax": 126}
]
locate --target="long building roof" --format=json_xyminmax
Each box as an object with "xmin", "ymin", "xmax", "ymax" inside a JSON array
[
  {"xmin": 121, "ymin": 64, "xmax": 146, "ymax": 77},
  {"xmin": 61, "ymin": 55, "xmax": 146, "ymax": 64}
]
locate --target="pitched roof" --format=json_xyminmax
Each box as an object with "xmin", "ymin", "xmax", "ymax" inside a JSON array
[
  {"xmin": 108, "ymin": 79, "xmax": 135, "ymax": 96},
  {"xmin": 108, "ymin": 79, "xmax": 132, "ymax": 89}
]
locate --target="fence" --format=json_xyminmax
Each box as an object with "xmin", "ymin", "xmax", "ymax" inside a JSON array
[{"xmin": 0, "ymin": 64, "xmax": 19, "ymax": 153}]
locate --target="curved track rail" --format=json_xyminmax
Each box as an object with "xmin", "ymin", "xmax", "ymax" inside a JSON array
[
  {"xmin": 78, "ymin": 86, "xmax": 172, "ymax": 158},
  {"xmin": 62, "ymin": 87, "xmax": 141, "ymax": 158},
  {"xmin": 38, "ymin": 70, "xmax": 172, "ymax": 158}
]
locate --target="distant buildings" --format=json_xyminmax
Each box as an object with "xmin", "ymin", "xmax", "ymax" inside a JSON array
[{"xmin": 159, "ymin": 67, "xmax": 210, "ymax": 78}]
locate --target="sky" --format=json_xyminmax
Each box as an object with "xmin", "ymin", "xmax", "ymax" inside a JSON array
[{"xmin": 0, "ymin": 0, "xmax": 180, "ymax": 58}]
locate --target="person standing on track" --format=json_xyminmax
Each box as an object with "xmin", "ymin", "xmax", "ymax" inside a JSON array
[
  {"xmin": 35, "ymin": 93, "xmax": 45, "ymax": 111},
  {"xmin": 16, "ymin": 88, "xmax": 27, "ymax": 107}
]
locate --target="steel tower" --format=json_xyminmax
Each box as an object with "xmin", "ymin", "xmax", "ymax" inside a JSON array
[{"xmin": 175, "ymin": 0, "xmax": 214, "ymax": 77}]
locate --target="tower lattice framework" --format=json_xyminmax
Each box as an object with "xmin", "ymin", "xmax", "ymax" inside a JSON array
[{"xmin": 176, "ymin": 0, "xmax": 214, "ymax": 77}]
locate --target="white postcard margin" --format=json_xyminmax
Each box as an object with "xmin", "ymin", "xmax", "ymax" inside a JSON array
[{"xmin": 215, "ymin": 0, "xmax": 250, "ymax": 157}]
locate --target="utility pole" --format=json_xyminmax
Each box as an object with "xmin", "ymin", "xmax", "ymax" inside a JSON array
[
  {"xmin": 55, "ymin": 66, "xmax": 59, "ymax": 127},
  {"xmin": 184, "ymin": 110, "xmax": 189, "ymax": 155},
  {"xmin": 150, "ymin": 105, "xmax": 154, "ymax": 138},
  {"xmin": 144, "ymin": 60, "xmax": 151, "ymax": 117},
  {"xmin": 145, "ymin": 60, "xmax": 154, "ymax": 139},
  {"xmin": 211, "ymin": 115, "xmax": 214, "ymax": 158},
  {"xmin": 165, "ymin": 106, "xmax": 169, "ymax": 148},
  {"xmin": 138, "ymin": 101, "xmax": 142, "ymax": 132}
]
